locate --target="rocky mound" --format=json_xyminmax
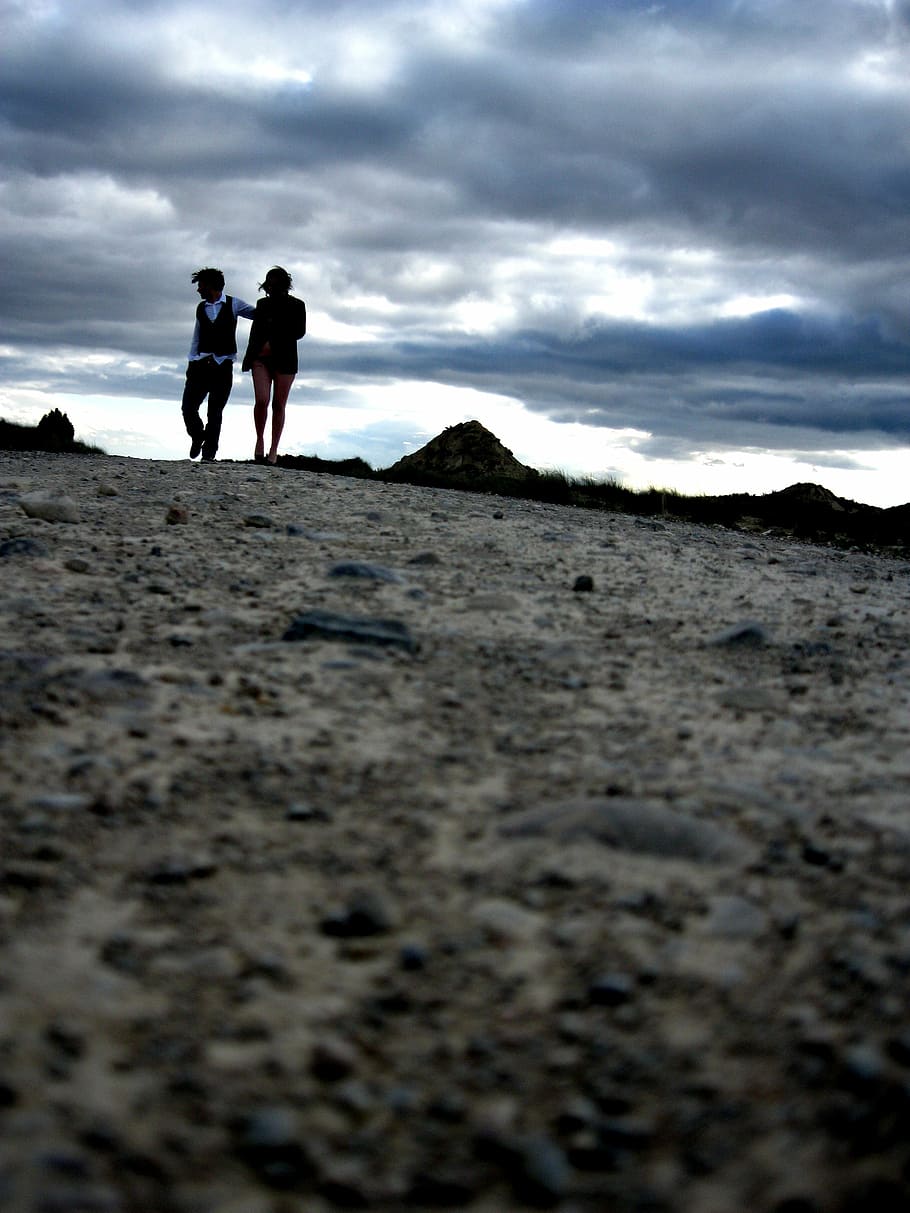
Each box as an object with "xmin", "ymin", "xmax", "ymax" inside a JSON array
[
  {"xmin": 0, "ymin": 409, "xmax": 97, "ymax": 454},
  {"xmin": 383, "ymin": 420, "xmax": 534, "ymax": 484}
]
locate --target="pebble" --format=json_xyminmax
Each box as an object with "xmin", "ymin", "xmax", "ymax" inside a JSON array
[
  {"xmin": 704, "ymin": 895, "xmax": 768, "ymax": 939},
  {"xmin": 321, "ymin": 891, "xmax": 395, "ymax": 937},
  {"xmin": 572, "ymin": 574, "xmax": 594, "ymax": 592},
  {"xmin": 588, "ymin": 972, "xmax": 635, "ymax": 1006},
  {"xmin": 500, "ymin": 1134, "xmax": 572, "ymax": 1207},
  {"xmin": 165, "ymin": 504, "xmax": 188, "ymax": 525},
  {"xmin": 706, "ymin": 620, "xmax": 771, "ymax": 647},
  {"xmin": 500, "ymin": 797, "xmax": 748, "ymax": 863},
  {"xmin": 18, "ymin": 490, "xmax": 80, "ymax": 523},
  {"xmin": 144, "ymin": 856, "xmax": 218, "ymax": 884},
  {"xmin": 243, "ymin": 514, "xmax": 274, "ymax": 528},
  {"xmin": 231, "ymin": 1106, "xmax": 313, "ymax": 1189},
  {"xmin": 328, "ymin": 560, "xmax": 402, "ymax": 582},
  {"xmin": 283, "ymin": 609, "xmax": 416, "ymax": 653},
  {"xmin": 310, "ymin": 1035, "xmax": 358, "ymax": 1081}
]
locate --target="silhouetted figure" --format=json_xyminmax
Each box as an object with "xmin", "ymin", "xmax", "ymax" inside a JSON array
[
  {"xmin": 181, "ymin": 268, "xmax": 255, "ymax": 462},
  {"xmin": 241, "ymin": 266, "xmax": 307, "ymax": 465}
]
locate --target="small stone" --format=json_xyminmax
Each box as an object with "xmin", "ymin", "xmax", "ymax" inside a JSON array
[
  {"xmin": 510, "ymin": 1135, "xmax": 571, "ymax": 1207},
  {"xmin": 500, "ymin": 797, "xmax": 747, "ymax": 864},
  {"xmin": 285, "ymin": 803, "xmax": 331, "ymax": 822},
  {"xmin": 328, "ymin": 560, "xmax": 401, "ymax": 583},
  {"xmin": 407, "ymin": 551, "xmax": 441, "ymax": 566},
  {"xmin": 704, "ymin": 895, "xmax": 767, "ymax": 940},
  {"xmin": 802, "ymin": 841, "xmax": 831, "ymax": 867},
  {"xmin": 166, "ymin": 504, "xmax": 189, "ymax": 525},
  {"xmin": 706, "ymin": 620, "xmax": 770, "ymax": 648},
  {"xmin": 310, "ymin": 1035, "xmax": 357, "ymax": 1082},
  {"xmin": 97, "ymin": 483, "xmax": 119, "ymax": 497},
  {"xmin": 588, "ymin": 972, "xmax": 635, "ymax": 1006},
  {"xmin": 886, "ymin": 1032, "xmax": 910, "ymax": 1067},
  {"xmin": 232, "ymin": 1106, "xmax": 313, "ymax": 1190},
  {"xmin": 243, "ymin": 514, "xmax": 274, "ymax": 528},
  {"xmin": 19, "ymin": 490, "xmax": 80, "ymax": 523},
  {"xmin": 321, "ymin": 891, "xmax": 394, "ymax": 938},
  {"xmin": 283, "ymin": 610, "xmax": 416, "ymax": 653},
  {"xmin": 400, "ymin": 943, "xmax": 428, "ymax": 971},
  {"xmin": 572, "ymin": 575, "xmax": 594, "ymax": 592},
  {"xmin": 144, "ymin": 856, "xmax": 217, "ymax": 884},
  {"xmin": 64, "ymin": 557, "xmax": 91, "ymax": 573}
]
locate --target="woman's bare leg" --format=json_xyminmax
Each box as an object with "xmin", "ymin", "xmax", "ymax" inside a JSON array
[
  {"xmin": 251, "ymin": 362, "xmax": 273, "ymax": 461},
  {"xmin": 267, "ymin": 373, "xmax": 296, "ymax": 463}
]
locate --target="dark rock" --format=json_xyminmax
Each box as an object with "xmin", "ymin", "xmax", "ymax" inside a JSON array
[
  {"xmin": 706, "ymin": 620, "xmax": 771, "ymax": 648},
  {"xmin": 588, "ymin": 973, "xmax": 635, "ymax": 1006},
  {"xmin": 400, "ymin": 943, "xmax": 429, "ymax": 971},
  {"xmin": 886, "ymin": 1032, "xmax": 910, "ymax": 1067},
  {"xmin": 283, "ymin": 609, "xmax": 416, "ymax": 653},
  {"xmin": 405, "ymin": 1171, "xmax": 479, "ymax": 1206},
  {"xmin": 802, "ymin": 841, "xmax": 832, "ymax": 867},
  {"xmin": 500, "ymin": 797, "xmax": 747, "ymax": 863},
  {"xmin": 243, "ymin": 513, "xmax": 274, "ymax": 528},
  {"xmin": 572, "ymin": 575, "xmax": 594, "ymax": 592},
  {"xmin": 0, "ymin": 537, "xmax": 48, "ymax": 558},
  {"xmin": 285, "ymin": 803, "xmax": 332, "ymax": 822},
  {"xmin": 232, "ymin": 1106, "xmax": 314, "ymax": 1190},
  {"xmin": 597, "ymin": 1117, "xmax": 656, "ymax": 1150},
  {"xmin": 407, "ymin": 551, "xmax": 441, "ymax": 566},
  {"xmin": 310, "ymin": 1036, "xmax": 357, "ymax": 1082},
  {"xmin": 321, "ymin": 891, "xmax": 394, "ymax": 937},
  {"xmin": 0, "ymin": 1080, "xmax": 19, "ymax": 1107},
  {"xmin": 329, "ymin": 560, "xmax": 402, "ymax": 582},
  {"xmin": 165, "ymin": 504, "xmax": 188, "ymax": 525},
  {"xmin": 507, "ymin": 1135, "xmax": 572, "ymax": 1208},
  {"xmin": 144, "ymin": 856, "xmax": 217, "ymax": 884}
]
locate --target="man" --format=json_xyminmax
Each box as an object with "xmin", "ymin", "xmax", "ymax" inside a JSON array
[{"xmin": 181, "ymin": 268, "xmax": 255, "ymax": 461}]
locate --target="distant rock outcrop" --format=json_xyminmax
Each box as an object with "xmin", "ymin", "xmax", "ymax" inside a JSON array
[
  {"xmin": 383, "ymin": 421, "xmax": 535, "ymax": 485},
  {"xmin": 36, "ymin": 408, "xmax": 75, "ymax": 451},
  {"xmin": 0, "ymin": 409, "xmax": 94, "ymax": 454}
]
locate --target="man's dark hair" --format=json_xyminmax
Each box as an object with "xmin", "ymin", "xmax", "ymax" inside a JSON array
[{"xmin": 191, "ymin": 267, "xmax": 225, "ymax": 290}]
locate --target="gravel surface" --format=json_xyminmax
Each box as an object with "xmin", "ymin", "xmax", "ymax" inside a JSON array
[{"xmin": 1, "ymin": 451, "xmax": 910, "ymax": 1212}]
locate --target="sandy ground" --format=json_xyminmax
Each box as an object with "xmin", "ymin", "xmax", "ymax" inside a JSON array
[{"xmin": 1, "ymin": 451, "xmax": 910, "ymax": 1213}]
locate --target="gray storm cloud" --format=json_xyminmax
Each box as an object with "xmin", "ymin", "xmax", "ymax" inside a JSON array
[{"xmin": 1, "ymin": 0, "xmax": 909, "ymax": 466}]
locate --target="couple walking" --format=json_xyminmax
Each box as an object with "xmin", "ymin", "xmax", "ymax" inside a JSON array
[{"xmin": 181, "ymin": 266, "xmax": 306, "ymax": 465}]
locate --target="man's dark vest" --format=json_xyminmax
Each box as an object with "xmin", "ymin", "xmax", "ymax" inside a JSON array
[{"xmin": 196, "ymin": 297, "xmax": 237, "ymax": 356}]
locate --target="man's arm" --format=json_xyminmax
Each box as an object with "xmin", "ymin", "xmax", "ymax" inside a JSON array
[
  {"xmin": 233, "ymin": 297, "xmax": 256, "ymax": 320},
  {"xmin": 188, "ymin": 318, "xmax": 201, "ymax": 360}
]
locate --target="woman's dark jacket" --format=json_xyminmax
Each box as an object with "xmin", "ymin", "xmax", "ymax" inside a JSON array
[{"xmin": 242, "ymin": 293, "xmax": 307, "ymax": 374}]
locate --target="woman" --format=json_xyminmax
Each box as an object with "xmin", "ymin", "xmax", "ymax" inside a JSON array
[{"xmin": 242, "ymin": 266, "xmax": 307, "ymax": 465}]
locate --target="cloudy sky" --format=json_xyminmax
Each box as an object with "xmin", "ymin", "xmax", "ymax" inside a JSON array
[{"xmin": 3, "ymin": 0, "xmax": 910, "ymax": 504}]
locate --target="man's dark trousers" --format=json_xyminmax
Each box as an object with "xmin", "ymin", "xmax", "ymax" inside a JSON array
[{"xmin": 181, "ymin": 357, "xmax": 234, "ymax": 459}]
